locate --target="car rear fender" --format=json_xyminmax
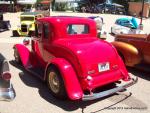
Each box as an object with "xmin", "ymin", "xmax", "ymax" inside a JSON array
[
  {"xmin": 45, "ymin": 58, "xmax": 83, "ymax": 100},
  {"xmin": 13, "ymin": 44, "xmax": 32, "ymax": 68},
  {"xmin": 111, "ymin": 41, "xmax": 142, "ymax": 66}
]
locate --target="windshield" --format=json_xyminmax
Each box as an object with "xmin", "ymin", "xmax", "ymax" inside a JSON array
[
  {"xmin": 21, "ymin": 17, "xmax": 34, "ymax": 21},
  {"xmin": 67, "ymin": 24, "xmax": 89, "ymax": 35}
]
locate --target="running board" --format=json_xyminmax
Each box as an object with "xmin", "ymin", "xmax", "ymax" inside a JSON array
[{"xmin": 27, "ymin": 67, "xmax": 45, "ymax": 80}]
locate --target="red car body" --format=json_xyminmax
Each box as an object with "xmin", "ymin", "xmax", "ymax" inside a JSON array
[{"xmin": 13, "ymin": 16, "xmax": 137, "ymax": 101}]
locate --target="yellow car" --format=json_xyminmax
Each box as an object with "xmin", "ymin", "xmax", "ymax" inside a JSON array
[{"xmin": 12, "ymin": 12, "xmax": 44, "ymax": 36}]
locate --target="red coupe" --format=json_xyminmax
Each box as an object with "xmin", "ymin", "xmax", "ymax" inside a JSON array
[{"xmin": 13, "ymin": 16, "xmax": 137, "ymax": 101}]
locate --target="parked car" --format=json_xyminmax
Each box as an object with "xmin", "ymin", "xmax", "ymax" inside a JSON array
[
  {"xmin": 96, "ymin": 3, "xmax": 125, "ymax": 14},
  {"xmin": 12, "ymin": 12, "xmax": 44, "ymax": 36},
  {"xmin": 0, "ymin": 54, "xmax": 15, "ymax": 101},
  {"xmin": 13, "ymin": 16, "xmax": 137, "ymax": 101},
  {"xmin": 0, "ymin": 13, "xmax": 11, "ymax": 32},
  {"xmin": 111, "ymin": 3, "xmax": 126, "ymax": 15},
  {"xmin": 88, "ymin": 16, "xmax": 107, "ymax": 40},
  {"xmin": 112, "ymin": 34, "xmax": 150, "ymax": 69},
  {"xmin": 111, "ymin": 17, "xmax": 144, "ymax": 35}
]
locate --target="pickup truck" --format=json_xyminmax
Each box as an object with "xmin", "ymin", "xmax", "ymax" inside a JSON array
[
  {"xmin": 12, "ymin": 12, "xmax": 44, "ymax": 36},
  {"xmin": 112, "ymin": 34, "xmax": 150, "ymax": 69},
  {"xmin": 13, "ymin": 16, "xmax": 137, "ymax": 101}
]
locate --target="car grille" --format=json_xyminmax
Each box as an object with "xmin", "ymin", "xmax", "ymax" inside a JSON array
[{"xmin": 21, "ymin": 24, "xmax": 27, "ymax": 32}]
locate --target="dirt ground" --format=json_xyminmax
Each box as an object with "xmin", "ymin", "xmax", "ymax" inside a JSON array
[{"xmin": 0, "ymin": 12, "xmax": 150, "ymax": 113}]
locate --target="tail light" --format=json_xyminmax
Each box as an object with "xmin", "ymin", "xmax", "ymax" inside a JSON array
[{"xmin": 2, "ymin": 72, "xmax": 11, "ymax": 81}]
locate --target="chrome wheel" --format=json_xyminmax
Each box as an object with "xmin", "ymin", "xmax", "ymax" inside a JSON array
[
  {"xmin": 48, "ymin": 71, "xmax": 60, "ymax": 94},
  {"xmin": 47, "ymin": 66, "xmax": 67, "ymax": 99},
  {"xmin": 14, "ymin": 48, "xmax": 21, "ymax": 63}
]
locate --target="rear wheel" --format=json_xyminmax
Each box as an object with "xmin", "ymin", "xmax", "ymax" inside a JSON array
[
  {"xmin": 14, "ymin": 48, "xmax": 21, "ymax": 64},
  {"xmin": 47, "ymin": 66, "xmax": 67, "ymax": 99}
]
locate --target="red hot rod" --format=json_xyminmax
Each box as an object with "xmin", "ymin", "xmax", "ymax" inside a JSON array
[{"xmin": 13, "ymin": 16, "xmax": 137, "ymax": 101}]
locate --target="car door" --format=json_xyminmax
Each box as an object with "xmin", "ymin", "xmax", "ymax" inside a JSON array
[
  {"xmin": 33, "ymin": 21, "xmax": 45, "ymax": 67},
  {"xmin": 42, "ymin": 22, "xmax": 55, "ymax": 63}
]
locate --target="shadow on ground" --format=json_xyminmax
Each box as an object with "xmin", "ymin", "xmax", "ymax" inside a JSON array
[
  {"xmin": 127, "ymin": 67, "xmax": 150, "ymax": 81},
  {"xmin": 9, "ymin": 60, "xmax": 134, "ymax": 112}
]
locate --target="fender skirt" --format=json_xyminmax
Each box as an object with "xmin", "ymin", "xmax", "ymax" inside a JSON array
[
  {"xmin": 46, "ymin": 58, "xmax": 83, "ymax": 100},
  {"xmin": 111, "ymin": 41, "xmax": 142, "ymax": 66},
  {"xmin": 13, "ymin": 44, "xmax": 32, "ymax": 68}
]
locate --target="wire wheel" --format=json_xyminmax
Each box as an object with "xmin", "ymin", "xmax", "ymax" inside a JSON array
[
  {"xmin": 14, "ymin": 48, "xmax": 21, "ymax": 64},
  {"xmin": 47, "ymin": 66, "xmax": 67, "ymax": 99},
  {"xmin": 48, "ymin": 71, "xmax": 60, "ymax": 94}
]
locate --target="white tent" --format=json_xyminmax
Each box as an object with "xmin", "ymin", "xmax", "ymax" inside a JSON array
[
  {"xmin": 17, "ymin": 0, "xmax": 37, "ymax": 5},
  {"xmin": 56, "ymin": 0, "xmax": 76, "ymax": 3}
]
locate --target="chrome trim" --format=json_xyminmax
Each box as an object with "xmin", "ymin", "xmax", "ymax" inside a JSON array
[
  {"xmin": 82, "ymin": 74, "xmax": 138, "ymax": 101},
  {"xmin": 0, "ymin": 84, "xmax": 15, "ymax": 101}
]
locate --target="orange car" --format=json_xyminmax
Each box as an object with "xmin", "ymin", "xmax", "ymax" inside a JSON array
[{"xmin": 112, "ymin": 34, "xmax": 150, "ymax": 68}]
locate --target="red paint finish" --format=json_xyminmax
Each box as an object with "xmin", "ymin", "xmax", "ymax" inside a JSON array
[
  {"xmin": 49, "ymin": 58, "xmax": 83, "ymax": 100},
  {"xmin": 14, "ymin": 16, "xmax": 131, "ymax": 100}
]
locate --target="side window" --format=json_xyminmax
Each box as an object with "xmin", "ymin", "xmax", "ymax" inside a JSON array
[
  {"xmin": 35, "ymin": 23, "xmax": 38, "ymax": 37},
  {"xmin": 43, "ymin": 23, "xmax": 49, "ymax": 39},
  {"xmin": 38, "ymin": 23, "xmax": 42, "ymax": 37},
  {"xmin": 116, "ymin": 20, "xmax": 119, "ymax": 24},
  {"xmin": 34, "ymin": 22, "xmax": 42, "ymax": 38}
]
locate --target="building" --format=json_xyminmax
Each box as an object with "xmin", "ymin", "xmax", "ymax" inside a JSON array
[
  {"xmin": 0, "ymin": 0, "xmax": 14, "ymax": 12},
  {"xmin": 129, "ymin": 2, "xmax": 150, "ymax": 18},
  {"xmin": 17, "ymin": 0, "xmax": 37, "ymax": 5}
]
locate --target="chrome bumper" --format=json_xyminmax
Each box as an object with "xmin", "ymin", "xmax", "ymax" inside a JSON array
[
  {"xmin": 82, "ymin": 74, "xmax": 138, "ymax": 101},
  {"xmin": 0, "ymin": 84, "xmax": 15, "ymax": 101}
]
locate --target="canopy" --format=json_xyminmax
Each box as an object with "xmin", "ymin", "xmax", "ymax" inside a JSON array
[
  {"xmin": 40, "ymin": 0, "xmax": 51, "ymax": 4},
  {"xmin": 17, "ymin": 0, "xmax": 36, "ymax": 5}
]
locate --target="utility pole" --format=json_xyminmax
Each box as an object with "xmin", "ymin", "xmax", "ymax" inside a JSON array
[
  {"xmin": 140, "ymin": 0, "xmax": 145, "ymax": 25},
  {"xmin": 10, "ymin": 0, "xmax": 12, "ymax": 12}
]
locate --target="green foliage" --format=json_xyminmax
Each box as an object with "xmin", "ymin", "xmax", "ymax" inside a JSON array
[
  {"xmin": 55, "ymin": 2, "xmax": 72, "ymax": 11},
  {"xmin": 37, "ymin": 0, "xmax": 42, "ymax": 3}
]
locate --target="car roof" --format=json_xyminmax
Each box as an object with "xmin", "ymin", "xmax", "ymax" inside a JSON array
[
  {"xmin": 37, "ymin": 16, "xmax": 97, "ymax": 38},
  {"xmin": 38, "ymin": 16, "xmax": 95, "ymax": 25},
  {"xmin": 116, "ymin": 18, "xmax": 131, "ymax": 22},
  {"xmin": 112, "ymin": 3, "xmax": 124, "ymax": 7},
  {"xmin": 21, "ymin": 12, "xmax": 42, "ymax": 16}
]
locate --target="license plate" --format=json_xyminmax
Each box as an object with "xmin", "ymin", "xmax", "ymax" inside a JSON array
[{"xmin": 98, "ymin": 62, "xmax": 110, "ymax": 72}]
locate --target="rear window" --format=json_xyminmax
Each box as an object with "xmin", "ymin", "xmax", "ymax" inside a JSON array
[{"xmin": 67, "ymin": 24, "xmax": 89, "ymax": 35}]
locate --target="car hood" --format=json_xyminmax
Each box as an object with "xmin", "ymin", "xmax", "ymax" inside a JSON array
[{"xmin": 54, "ymin": 38, "xmax": 119, "ymax": 77}]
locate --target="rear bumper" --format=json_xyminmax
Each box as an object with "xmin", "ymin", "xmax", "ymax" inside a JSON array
[
  {"xmin": 82, "ymin": 73, "xmax": 137, "ymax": 101},
  {"xmin": 0, "ymin": 84, "xmax": 15, "ymax": 101}
]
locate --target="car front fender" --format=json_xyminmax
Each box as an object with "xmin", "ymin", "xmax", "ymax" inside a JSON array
[
  {"xmin": 111, "ymin": 41, "xmax": 142, "ymax": 66},
  {"xmin": 45, "ymin": 58, "xmax": 83, "ymax": 100},
  {"xmin": 13, "ymin": 44, "xmax": 31, "ymax": 68}
]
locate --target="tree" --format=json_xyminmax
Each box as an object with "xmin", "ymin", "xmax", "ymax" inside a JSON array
[{"xmin": 52, "ymin": 0, "xmax": 55, "ymax": 11}]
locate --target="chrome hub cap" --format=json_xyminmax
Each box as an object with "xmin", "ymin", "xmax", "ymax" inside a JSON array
[
  {"xmin": 49, "ymin": 72, "xmax": 60, "ymax": 94},
  {"xmin": 14, "ymin": 49, "xmax": 19, "ymax": 62}
]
